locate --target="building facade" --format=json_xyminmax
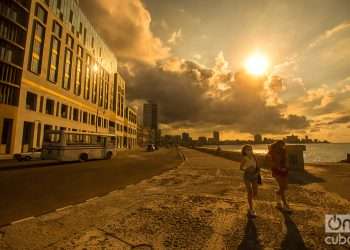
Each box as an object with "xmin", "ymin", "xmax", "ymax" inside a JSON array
[
  {"xmin": 142, "ymin": 101, "xmax": 158, "ymax": 145},
  {"xmin": 213, "ymin": 131, "xmax": 220, "ymax": 144},
  {"xmin": 0, "ymin": 0, "xmax": 136, "ymax": 156},
  {"xmin": 124, "ymin": 106, "xmax": 137, "ymax": 149}
]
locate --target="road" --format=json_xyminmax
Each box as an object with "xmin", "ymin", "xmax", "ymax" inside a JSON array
[{"xmin": 0, "ymin": 148, "xmax": 182, "ymax": 227}]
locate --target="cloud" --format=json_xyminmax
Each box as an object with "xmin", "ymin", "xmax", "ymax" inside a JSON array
[
  {"xmin": 328, "ymin": 115, "xmax": 350, "ymax": 125},
  {"xmin": 120, "ymin": 55, "xmax": 310, "ymax": 135},
  {"xmin": 80, "ymin": 0, "xmax": 170, "ymax": 64},
  {"xmin": 309, "ymin": 21, "xmax": 350, "ymax": 49},
  {"xmin": 168, "ymin": 29, "xmax": 183, "ymax": 45},
  {"xmin": 160, "ymin": 19, "xmax": 169, "ymax": 30},
  {"xmin": 193, "ymin": 54, "xmax": 202, "ymax": 61},
  {"xmin": 299, "ymin": 83, "xmax": 350, "ymax": 116}
]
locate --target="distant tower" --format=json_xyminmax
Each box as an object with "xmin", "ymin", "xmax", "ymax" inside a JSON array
[
  {"xmin": 254, "ymin": 134, "xmax": 263, "ymax": 144},
  {"xmin": 143, "ymin": 101, "xmax": 158, "ymax": 144},
  {"xmin": 213, "ymin": 131, "xmax": 220, "ymax": 144}
]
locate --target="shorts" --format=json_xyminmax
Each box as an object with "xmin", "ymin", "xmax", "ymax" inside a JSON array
[{"xmin": 244, "ymin": 170, "xmax": 258, "ymax": 182}]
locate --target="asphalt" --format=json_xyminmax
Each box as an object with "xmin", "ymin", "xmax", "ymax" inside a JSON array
[{"xmin": 0, "ymin": 148, "xmax": 182, "ymax": 227}]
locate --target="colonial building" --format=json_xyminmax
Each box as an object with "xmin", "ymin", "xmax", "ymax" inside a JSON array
[
  {"xmin": 0, "ymin": 0, "xmax": 136, "ymax": 156},
  {"xmin": 124, "ymin": 106, "xmax": 137, "ymax": 149}
]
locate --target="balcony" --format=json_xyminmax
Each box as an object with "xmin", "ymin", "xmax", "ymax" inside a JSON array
[{"xmin": 0, "ymin": 60, "xmax": 22, "ymax": 86}]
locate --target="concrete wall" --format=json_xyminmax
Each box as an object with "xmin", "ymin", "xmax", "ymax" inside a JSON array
[{"xmin": 194, "ymin": 145, "xmax": 306, "ymax": 171}]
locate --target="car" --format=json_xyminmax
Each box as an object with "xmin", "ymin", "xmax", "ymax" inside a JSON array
[
  {"xmin": 146, "ymin": 144, "xmax": 156, "ymax": 152},
  {"xmin": 14, "ymin": 148, "xmax": 42, "ymax": 161}
]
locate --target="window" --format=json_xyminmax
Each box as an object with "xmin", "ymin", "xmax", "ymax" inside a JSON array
[
  {"xmin": 39, "ymin": 96, "xmax": 44, "ymax": 112},
  {"xmin": 52, "ymin": 21, "xmax": 62, "ymax": 38},
  {"xmin": 74, "ymin": 46, "xmax": 83, "ymax": 96},
  {"xmin": 35, "ymin": 4, "xmax": 47, "ymax": 24},
  {"xmin": 91, "ymin": 114, "xmax": 96, "ymax": 125},
  {"xmin": 28, "ymin": 2, "xmax": 47, "ymax": 74},
  {"xmin": 45, "ymin": 99, "xmax": 54, "ymax": 115},
  {"xmin": 26, "ymin": 92, "xmax": 37, "ymax": 111},
  {"xmin": 83, "ymin": 112, "xmax": 88, "ymax": 123},
  {"xmin": 62, "ymin": 35, "xmax": 73, "ymax": 90},
  {"xmin": 84, "ymin": 55, "xmax": 91, "ymax": 100},
  {"xmin": 56, "ymin": 102, "xmax": 60, "ymax": 116},
  {"xmin": 29, "ymin": 21, "xmax": 45, "ymax": 74},
  {"xmin": 66, "ymin": 34, "xmax": 74, "ymax": 49},
  {"xmin": 92, "ymin": 61, "xmax": 97, "ymax": 103},
  {"xmin": 69, "ymin": 10, "xmax": 73, "ymax": 24},
  {"xmin": 73, "ymin": 108, "xmax": 79, "ymax": 121},
  {"xmin": 98, "ymin": 70, "xmax": 104, "ymax": 107},
  {"xmin": 56, "ymin": 0, "xmax": 62, "ymax": 9},
  {"xmin": 48, "ymin": 37, "xmax": 60, "ymax": 82},
  {"xmin": 47, "ymin": 21, "xmax": 62, "ymax": 82},
  {"xmin": 61, "ymin": 104, "xmax": 68, "ymax": 118},
  {"xmin": 1, "ymin": 118, "xmax": 13, "ymax": 153}
]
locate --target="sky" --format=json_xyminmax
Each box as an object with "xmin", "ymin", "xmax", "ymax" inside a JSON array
[{"xmin": 80, "ymin": 0, "xmax": 350, "ymax": 142}]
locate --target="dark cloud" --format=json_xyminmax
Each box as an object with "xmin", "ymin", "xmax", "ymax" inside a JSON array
[
  {"xmin": 120, "ymin": 58, "xmax": 310, "ymax": 134},
  {"xmin": 328, "ymin": 115, "xmax": 350, "ymax": 125},
  {"xmin": 80, "ymin": 0, "xmax": 169, "ymax": 63}
]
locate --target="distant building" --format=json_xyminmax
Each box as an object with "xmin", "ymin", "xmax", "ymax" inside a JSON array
[
  {"xmin": 182, "ymin": 132, "xmax": 192, "ymax": 145},
  {"xmin": 137, "ymin": 123, "xmax": 143, "ymax": 147},
  {"xmin": 124, "ymin": 106, "xmax": 137, "ymax": 149},
  {"xmin": 143, "ymin": 102, "xmax": 158, "ymax": 130},
  {"xmin": 143, "ymin": 102, "xmax": 158, "ymax": 145},
  {"xmin": 208, "ymin": 138, "xmax": 216, "ymax": 144},
  {"xmin": 254, "ymin": 134, "xmax": 263, "ymax": 144},
  {"xmin": 285, "ymin": 134, "xmax": 300, "ymax": 143},
  {"xmin": 213, "ymin": 131, "xmax": 220, "ymax": 144},
  {"xmin": 198, "ymin": 136, "xmax": 207, "ymax": 145}
]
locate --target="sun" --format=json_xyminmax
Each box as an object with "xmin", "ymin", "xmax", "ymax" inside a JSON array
[{"xmin": 244, "ymin": 53, "xmax": 269, "ymax": 76}]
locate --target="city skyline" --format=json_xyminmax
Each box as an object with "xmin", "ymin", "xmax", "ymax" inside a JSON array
[{"xmin": 80, "ymin": 0, "xmax": 350, "ymax": 143}]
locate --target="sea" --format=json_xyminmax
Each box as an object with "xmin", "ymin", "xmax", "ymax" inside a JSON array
[{"xmin": 203, "ymin": 144, "xmax": 350, "ymax": 163}]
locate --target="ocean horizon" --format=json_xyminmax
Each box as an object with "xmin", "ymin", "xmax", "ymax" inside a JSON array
[{"xmin": 203, "ymin": 143, "xmax": 350, "ymax": 163}]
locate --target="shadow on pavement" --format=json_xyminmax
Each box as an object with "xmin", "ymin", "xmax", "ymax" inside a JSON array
[
  {"xmin": 288, "ymin": 170, "xmax": 325, "ymax": 185},
  {"xmin": 237, "ymin": 215, "xmax": 262, "ymax": 250},
  {"xmin": 280, "ymin": 211, "xmax": 308, "ymax": 250}
]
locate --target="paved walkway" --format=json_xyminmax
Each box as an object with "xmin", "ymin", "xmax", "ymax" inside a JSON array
[{"xmin": 0, "ymin": 148, "xmax": 349, "ymax": 249}]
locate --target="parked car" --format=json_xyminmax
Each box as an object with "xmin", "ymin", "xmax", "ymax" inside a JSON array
[
  {"xmin": 146, "ymin": 144, "xmax": 156, "ymax": 152},
  {"xmin": 14, "ymin": 148, "xmax": 42, "ymax": 161}
]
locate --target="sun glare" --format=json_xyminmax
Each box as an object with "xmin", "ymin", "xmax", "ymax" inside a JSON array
[{"xmin": 244, "ymin": 53, "xmax": 269, "ymax": 76}]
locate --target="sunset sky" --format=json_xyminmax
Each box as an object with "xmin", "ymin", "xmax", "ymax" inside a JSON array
[{"xmin": 80, "ymin": 0, "xmax": 350, "ymax": 142}]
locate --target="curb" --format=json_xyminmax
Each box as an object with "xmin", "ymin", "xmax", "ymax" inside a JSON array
[{"xmin": 0, "ymin": 160, "xmax": 60, "ymax": 171}]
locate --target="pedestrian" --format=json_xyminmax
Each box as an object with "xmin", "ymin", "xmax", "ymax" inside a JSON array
[
  {"xmin": 267, "ymin": 140, "xmax": 291, "ymax": 212},
  {"xmin": 240, "ymin": 145, "xmax": 260, "ymax": 217}
]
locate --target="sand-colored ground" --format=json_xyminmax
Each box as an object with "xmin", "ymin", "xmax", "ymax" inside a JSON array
[{"xmin": 0, "ymin": 148, "xmax": 349, "ymax": 249}]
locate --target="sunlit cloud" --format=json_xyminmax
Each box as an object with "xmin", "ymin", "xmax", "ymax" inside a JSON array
[
  {"xmin": 309, "ymin": 21, "xmax": 350, "ymax": 49},
  {"xmin": 168, "ymin": 29, "xmax": 183, "ymax": 45}
]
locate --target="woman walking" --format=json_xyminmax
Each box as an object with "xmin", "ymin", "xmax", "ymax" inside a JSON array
[
  {"xmin": 240, "ymin": 145, "xmax": 260, "ymax": 217},
  {"xmin": 268, "ymin": 140, "xmax": 291, "ymax": 212}
]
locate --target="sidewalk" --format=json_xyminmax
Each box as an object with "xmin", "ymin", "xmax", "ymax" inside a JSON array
[{"xmin": 0, "ymin": 148, "xmax": 349, "ymax": 249}]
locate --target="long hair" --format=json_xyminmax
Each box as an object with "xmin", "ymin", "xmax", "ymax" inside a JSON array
[
  {"xmin": 241, "ymin": 144, "xmax": 252, "ymax": 156},
  {"xmin": 269, "ymin": 140, "xmax": 286, "ymax": 167}
]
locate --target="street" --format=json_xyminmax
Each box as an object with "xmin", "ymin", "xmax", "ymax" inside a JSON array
[{"xmin": 0, "ymin": 148, "xmax": 182, "ymax": 227}]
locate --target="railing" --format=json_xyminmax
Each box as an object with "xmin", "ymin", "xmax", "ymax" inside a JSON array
[
  {"xmin": 0, "ymin": 61, "xmax": 22, "ymax": 86},
  {"xmin": 0, "ymin": 82, "xmax": 19, "ymax": 106}
]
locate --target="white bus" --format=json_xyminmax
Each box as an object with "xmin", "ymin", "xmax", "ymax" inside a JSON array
[{"xmin": 41, "ymin": 130, "xmax": 117, "ymax": 162}]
